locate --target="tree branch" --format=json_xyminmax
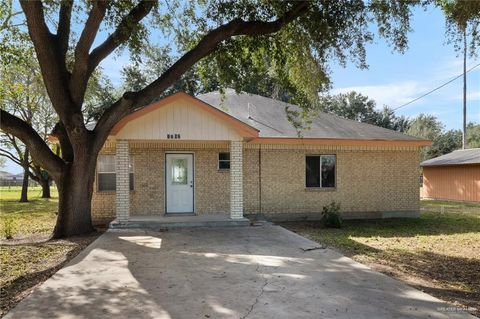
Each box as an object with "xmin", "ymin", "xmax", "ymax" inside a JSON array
[
  {"xmin": 20, "ymin": 0, "xmax": 74, "ymax": 123},
  {"xmin": 93, "ymin": 1, "xmax": 308, "ymax": 148},
  {"xmin": 70, "ymin": 1, "xmax": 108, "ymax": 106},
  {"xmin": 0, "ymin": 149, "xmax": 22, "ymax": 166},
  {"xmin": 7, "ymin": 133, "xmax": 25, "ymax": 162},
  {"xmin": 88, "ymin": 1, "xmax": 155, "ymax": 72},
  {"xmin": 1, "ymin": 109, "xmax": 64, "ymax": 180},
  {"xmin": 57, "ymin": 0, "xmax": 73, "ymax": 61},
  {"xmin": 51, "ymin": 122, "xmax": 74, "ymax": 162},
  {"xmin": 136, "ymin": 1, "xmax": 308, "ymax": 106}
]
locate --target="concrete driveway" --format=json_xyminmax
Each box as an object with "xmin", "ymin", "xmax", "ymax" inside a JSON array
[{"xmin": 5, "ymin": 225, "xmax": 475, "ymax": 319}]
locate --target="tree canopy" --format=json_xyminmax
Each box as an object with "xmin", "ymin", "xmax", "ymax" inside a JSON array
[{"xmin": 319, "ymin": 91, "xmax": 410, "ymax": 132}]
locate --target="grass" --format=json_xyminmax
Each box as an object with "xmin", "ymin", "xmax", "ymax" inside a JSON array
[
  {"xmin": 0, "ymin": 186, "xmax": 101, "ymax": 317},
  {"xmin": 280, "ymin": 200, "xmax": 480, "ymax": 316},
  {"xmin": 421, "ymin": 199, "xmax": 480, "ymax": 210},
  {"xmin": 0, "ymin": 187, "xmax": 59, "ymax": 237}
]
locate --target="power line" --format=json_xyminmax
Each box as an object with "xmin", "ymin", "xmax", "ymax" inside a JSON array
[{"xmin": 393, "ymin": 62, "xmax": 480, "ymax": 111}]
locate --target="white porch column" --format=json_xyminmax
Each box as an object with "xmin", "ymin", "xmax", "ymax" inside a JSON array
[
  {"xmin": 230, "ymin": 140, "xmax": 244, "ymax": 219},
  {"xmin": 116, "ymin": 140, "xmax": 130, "ymax": 222}
]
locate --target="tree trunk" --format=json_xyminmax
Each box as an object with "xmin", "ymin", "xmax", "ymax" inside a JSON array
[
  {"xmin": 52, "ymin": 157, "xmax": 97, "ymax": 238},
  {"xmin": 19, "ymin": 149, "xmax": 30, "ymax": 202},
  {"xmin": 19, "ymin": 168, "xmax": 29, "ymax": 202},
  {"xmin": 40, "ymin": 178, "xmax": 50, "ymax": 198}
]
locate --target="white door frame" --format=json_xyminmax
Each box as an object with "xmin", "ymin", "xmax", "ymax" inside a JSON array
[{"xmin": 165, "ymin": 152, "xmax": 195, "ymax": 214}]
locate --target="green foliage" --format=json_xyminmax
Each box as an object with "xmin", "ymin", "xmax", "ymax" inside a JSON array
[
  {"xmin": 321, "ymin": 201, "xmax": 342, "ymax": 228},
  {"xmin": 122, "ymin": 45, "xmax": 200, "ymax": 97},
  {"xmin": 83, "ymin": 71, "xmax": 119, "ymax": 122},
  {"xmin": 3, "ymin": 216, "xmax": 15, "ymax": 239},
  {"xmin": 319, "ymin": 91, "xmax": 410, "ymax": 132},
  {"xmin": 434, "ymin": 128, "xmax": 462, "ymax": 154},
  {"xmin": 105, "ymin": 0, "xmax": 423, "ymax": 112},
  {"xmin": 437, "ymin": 0, "xmax": 480, "ymax": 57},
  {"xmin": 466, "ymin": 122, "xmax": 480, "ymax": 148},
  {"xmin": 407, "ymin": 114, "xmax": 480, "ymax": 161},
  {"xmin": 407, "ymin": 114, "xmax": 444, "ymax": 161}
]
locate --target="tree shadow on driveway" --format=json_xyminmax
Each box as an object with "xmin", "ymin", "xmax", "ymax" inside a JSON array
[{"xmin": 4, "ymin": 226, "xmax": 477, "ymax": 319}]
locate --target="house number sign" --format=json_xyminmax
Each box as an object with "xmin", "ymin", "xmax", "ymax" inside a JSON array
[{"xmin": 167, "ymin": 133, "xmax": 181, "ymax": 139}]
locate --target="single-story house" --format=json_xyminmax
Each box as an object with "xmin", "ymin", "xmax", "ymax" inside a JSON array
[
  {"xmin": 91, "ymin": 89, "xmax": 430, "ymax": 227},
  {"xmin": 421, "ymin": 148, "xmax": 480, "ymax": 203}
]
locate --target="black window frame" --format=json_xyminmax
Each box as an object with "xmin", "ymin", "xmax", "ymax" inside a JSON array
[
  {"xmin": 305, "ymin": 154, "xmax": 336, "ymax": 189},
  {"xmin": 218, "ymin": 152, "xmax": 231, "ymax": 170}
]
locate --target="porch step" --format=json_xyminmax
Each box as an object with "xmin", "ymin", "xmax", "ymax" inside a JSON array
[{"xmin": 109, "ymin": 215, "xmax": 250, "ymax": 231}]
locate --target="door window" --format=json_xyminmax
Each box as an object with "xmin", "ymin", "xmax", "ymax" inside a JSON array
[{"xmin": 171, "ymin": 158, "xmax": 188, "ymax": 184}]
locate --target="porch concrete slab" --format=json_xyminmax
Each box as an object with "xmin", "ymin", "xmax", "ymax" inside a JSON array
[
  {"xmin": 110, "ymin": 215, "xmax": 250, "ymax": 230},
  {"xmin": 5, "ymin": 226, "xmax": 476, "ymax": 319}
]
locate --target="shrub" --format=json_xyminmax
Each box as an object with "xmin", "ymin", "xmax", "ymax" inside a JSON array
[
  {"xmin": 3, "ymin": 217, "xmax": 16, "ymax": 239},
  {"xmin": 321, "ymin": 201, "xmax": 342, "ymax": 228}
]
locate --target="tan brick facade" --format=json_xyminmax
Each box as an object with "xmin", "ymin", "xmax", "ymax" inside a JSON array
[
  {"xmin": 91, "ymin": 141, "xmax": 421, "ymax": 224},
  {"xmin": 243, "ymin": 146, "xmax": 420, "ymax": 217}
]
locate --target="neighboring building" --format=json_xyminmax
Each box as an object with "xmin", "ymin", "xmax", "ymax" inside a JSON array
[
  {"xmin": 421, "ymin": 148, "xmax": 480, "ymax": 203},
  {"xmin": 0, "ymin": 171, "xmax": 24, "ymax": 186},
  {"xmin": 84, "ymin": 90, "xmax": 430, "ymax": 226}
]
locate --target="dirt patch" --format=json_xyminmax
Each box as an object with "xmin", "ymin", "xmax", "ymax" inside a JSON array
[{"xmin": 0, "ymin": 231, "xmax": 102, "ymax": 318}]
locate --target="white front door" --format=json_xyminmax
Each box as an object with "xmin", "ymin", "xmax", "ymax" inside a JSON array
[{"xmin": 166, "ymin": 153, "xmax": 194, "ymax": 213}]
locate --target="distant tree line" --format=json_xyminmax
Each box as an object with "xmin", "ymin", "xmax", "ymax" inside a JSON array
[{"xmin": 318, "ymin": 91, "xmax": 480, "ymax": 161}]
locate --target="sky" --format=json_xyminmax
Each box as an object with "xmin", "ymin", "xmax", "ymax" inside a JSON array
[
  {"xmin": 3, "ymin": 5, "xmax": 479, "ymax": 174},
  {"xmin": 329, "ymin": 6, "xmax": 479, "ymax": 129}
]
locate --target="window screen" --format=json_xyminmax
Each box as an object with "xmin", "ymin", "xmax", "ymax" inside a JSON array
[
  {"xmin": 97, "ymin": 155, "xmax": 134, "ymax": 191},
  {"xmin": 305, "ymin": 155, "xmax": 336, "ymax": 188},
  {"xmin": 218, "ymin": 152, "xmax": 231, "ymax": 170}
]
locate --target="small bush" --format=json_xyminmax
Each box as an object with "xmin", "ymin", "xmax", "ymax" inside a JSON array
[
  {"xmin": 3, "ymin": 217, "xmax": 16, "ymax": 239},
  {"xmin": 321, "ymin": 201, "xmax": 342, "ymax": 228}
]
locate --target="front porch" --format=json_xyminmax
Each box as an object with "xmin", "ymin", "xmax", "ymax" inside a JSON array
[
  {"xmin": 90, "ymin": 92, "xmax": 261, "ymax": 227},
  {"xmin": 110, "ymin": 139, "xmax": 247, "ymax": 227},
  {"xmin": 109, "ymin": 214, "xmax": 250, "ymax": 230}
]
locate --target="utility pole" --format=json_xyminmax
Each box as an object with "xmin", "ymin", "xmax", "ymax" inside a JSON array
[{"xmin": 462, "ymin": 29, "xmax": 467, "ymax": 149}]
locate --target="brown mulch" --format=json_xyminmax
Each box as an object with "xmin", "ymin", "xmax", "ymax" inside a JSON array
[{"xmin": 0, "ymin": 231, "xmax": 103, "ymax": 318}]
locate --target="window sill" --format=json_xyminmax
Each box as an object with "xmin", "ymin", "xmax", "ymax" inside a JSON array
[
  {"xmin": 305, "ymin": 187, "xmax": 336, "ymax": 192},
  {"xmin": 96, "ymin": 190, "xmax": 136, "ymax": 194},
  {"xmin": 218, "ymin": 169, "xmax": 230, "ymax": 172}
]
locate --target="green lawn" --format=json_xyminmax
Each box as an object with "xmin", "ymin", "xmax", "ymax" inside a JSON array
[
  {"xmin": 0, "ymin": 187, "xmax": 100, "ymax": 317},
  {"xmin": 0, "ymin": 186, "xmax": 59, "ymax": 238},
  {"xmin": 281, "ymin": 201, "xmax": 480, "ymax": 316}
]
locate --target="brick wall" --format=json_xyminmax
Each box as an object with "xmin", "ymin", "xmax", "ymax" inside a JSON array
[
  {"xmin": 91, "ymin": 141, "xmax": 231, "ymax": 223},
  {"xmin": 91, "ymin": 141, "xmax": 421, "ymax": 223},
  {"xmin": 243, "ymin": 146, "xmax": 420, "ymax": 215}
]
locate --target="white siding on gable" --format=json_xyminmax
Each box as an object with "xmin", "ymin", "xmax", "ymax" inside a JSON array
[{"xmin": 116, "ymin": 98, "xmax": 243, "ymax": 141}]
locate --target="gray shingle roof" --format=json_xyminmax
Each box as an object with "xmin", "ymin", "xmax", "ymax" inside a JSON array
[
  {"xmin": 197, "ymin": 89, "xmax": 423, "ymax": 141},
  {"xmin": 421, "ymin": 148, "xmax": 480, "ymax": 167}
]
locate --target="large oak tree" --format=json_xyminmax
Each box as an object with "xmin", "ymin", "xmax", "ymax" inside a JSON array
[{"xmin": 1, "ymin": 0, "xmax": 426, "ymax": 237}]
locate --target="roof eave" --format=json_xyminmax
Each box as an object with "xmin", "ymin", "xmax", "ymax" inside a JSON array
[{"xmin": 248, "ymin": 137, "xmax": 431, "ymax": 147}]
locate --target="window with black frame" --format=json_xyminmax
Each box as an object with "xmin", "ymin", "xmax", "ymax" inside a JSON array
[
  {"xmin": 218, "ymin": 152, "xmax": 230, "ymax": 170},
  {"xmin": 305, "ymin": 155, "xmax": 336, "ymax": 188}
]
